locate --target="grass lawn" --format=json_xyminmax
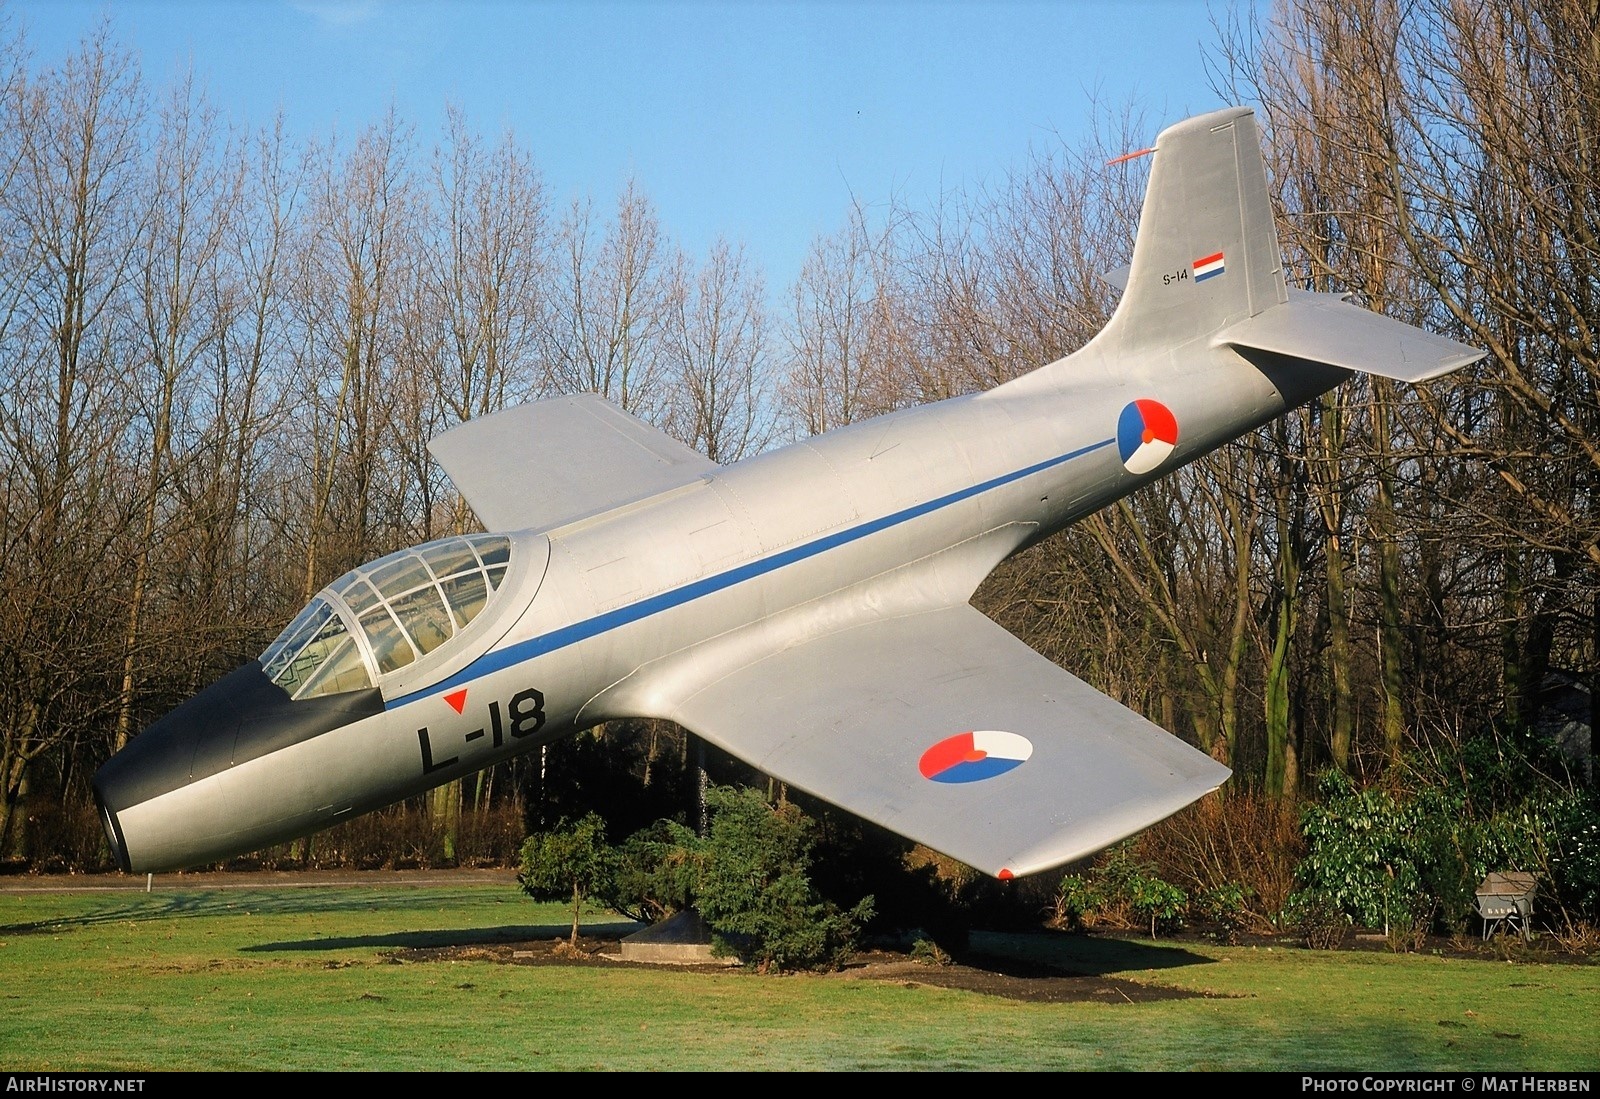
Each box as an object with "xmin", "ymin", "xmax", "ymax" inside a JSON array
[{"xmin": 0, "ymin": 877, "xmax": 1594, "ymax": 1071}]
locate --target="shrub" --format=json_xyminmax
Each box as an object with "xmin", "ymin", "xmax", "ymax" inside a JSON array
[
  {"xmin": 1292, "ymin": 765, "xmax": 1593, "ymax": 943},
  {"xmin": 1136, "ymin": 792, "xmax": 1301, "ymax": 935},
  {"xmin": 607, "ymin": 818, "xmax": 703, "ymax": 924},
  {"xmin": 1194, "ymin": 881, "xmax": 1255, "ymax": 943},
  {"xmin": 1129, "ymin": 872, "xmax": 1188, "ymax": 938},
  {"xmin": 1547, "ymin": 796, "xmax": 1600, "ymax": 920},
  {"xmin": 1384, "ymin": 890, "xmax": 1436, "ymax": 953},
  {"xmin": 594, "ymin": 786, "xmax": 876, "ymax": 972},
  {"xmin": 1048, "ymin": 843, "xmax": 1188, "ymax": 938},
  {"xmin": 1283, "ymin": 888, "xmax": 1350, "ymax": 950},
  {"xmin": 908, "ymin": 932, "xmax": 952, "ymax": 966},
  {"xmin": 1048, "ymin": 872, "xmax": 1105, "ymax": 931},
  {"xmin": 694, "ymin": 786, "xmax": 874, "ymax": 972},
  {"xmin": 1294, "ymin": 772, "xmax": 1436, "ymax": 934}
]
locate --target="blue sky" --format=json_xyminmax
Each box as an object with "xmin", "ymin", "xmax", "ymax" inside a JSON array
[{"xmin": 6, "ymin": 1, "xmax": 1233, "ymax": 294}]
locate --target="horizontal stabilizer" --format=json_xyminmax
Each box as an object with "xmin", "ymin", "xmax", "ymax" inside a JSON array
[
  {"xmin": 429, "ymin": 395, "xmax": 718, "ymax": 533},
  {"xmin": 659, "ymin": 603, "xmax": 1230, "ymax": 880},
  {"xmin": 1213, "ymin": 292, "xmax": 1484, "ymax": 382}
]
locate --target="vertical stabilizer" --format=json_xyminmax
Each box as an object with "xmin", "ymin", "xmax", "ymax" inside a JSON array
[{"xmin": 1098, "ymin": 106, "xmax": 1288, "ymax": 352}]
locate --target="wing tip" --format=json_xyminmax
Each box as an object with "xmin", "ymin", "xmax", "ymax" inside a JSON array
[{"xmin": 987, "ymin": 772, "xmax": 1232, "ymax": 881}]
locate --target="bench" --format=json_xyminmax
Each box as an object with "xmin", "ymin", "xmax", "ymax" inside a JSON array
[{"xmin": 1475, "ymin": 871, "xmax": 1537, "ymax": 941}]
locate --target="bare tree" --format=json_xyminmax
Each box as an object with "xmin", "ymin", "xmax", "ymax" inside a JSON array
[
  {"xmin": 398, "ymin": 107, "xmax": 552, "ymax": 851},
  {"xmin": 544, "ymin": 181, "xmax": 672, "ymax": 421},
  {"xmin": 0, "ymin": 22, "xmax": 147, "ymax": 852},
  {"xmin": 1212, "ymin": 0, "xmax": 1598, "ymax": 778},
  {"xmin": 114, "ymin": 69, "xmax": 234, "ymax": 751},
  {"xmin": 404, "ymin": 105, "xmax": 550, "ymax": 536},
  {"xmin": 663, "ymin": 238, "xmax": 774, "ymax": 462},
  {"xmin": 189, "ymin": 112, "xmax": 306, "ymax": 648},
  {"xmin": 289, "ymin": 110, "xmax": 417, "ymax": 597},
  {"xmin": 783, "ymin": 207, "xmax": 880, "ymax": 435}
]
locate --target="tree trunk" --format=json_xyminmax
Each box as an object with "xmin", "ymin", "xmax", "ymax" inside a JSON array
[{"xmin": 1371, "ymin": 379, "xmax": 1408, "ymax": 765}]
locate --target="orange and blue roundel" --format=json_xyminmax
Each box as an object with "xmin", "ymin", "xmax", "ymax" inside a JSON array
[
  {"xmin": 919, "ymin": 730, "xmax": 1034, "ymax": 784},
  {"xmin": 1117, "ymin": 398, "xmax": 1179, "ymax": 475}
]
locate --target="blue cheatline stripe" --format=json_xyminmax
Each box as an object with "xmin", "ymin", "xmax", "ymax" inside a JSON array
[{"xmin": 387, "ymin": 435, "xmax": 1115, "ymax": 710}]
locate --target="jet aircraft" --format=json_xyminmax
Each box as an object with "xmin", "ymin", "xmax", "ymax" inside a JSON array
[{"xmin": 94, "ymin": 106, "xmax": 1484, "ymax": 880}]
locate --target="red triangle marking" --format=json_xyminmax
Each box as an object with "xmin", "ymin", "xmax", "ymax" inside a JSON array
[{"xmin": 444, "ymin": 689, "xmax": 468, "ymax": 714}]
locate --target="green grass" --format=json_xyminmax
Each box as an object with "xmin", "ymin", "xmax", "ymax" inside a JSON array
[{"xmin": 0, "ymin": 881, "xmax": 1595, "ymax": 1071}]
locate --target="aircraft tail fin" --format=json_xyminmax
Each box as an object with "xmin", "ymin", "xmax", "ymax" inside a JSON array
[
  {"xmin": 1092, "ymin": 105, "xmax": 1484, "ymax": 379},
  {"xmin": 1096, "ymin": 106, "xmax": 1288, "ymax": 353}
]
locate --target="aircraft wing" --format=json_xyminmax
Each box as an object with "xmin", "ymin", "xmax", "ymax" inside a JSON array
[
  {"xmin": 429, "ymin": 395, "xmax": 719, "ymax": 534},
  {"xmin": 1213, "ymin": 292, "xmax": 1484, "ymax": 382},
  {"xmin": 662, "ymin": 603, "xmax": 1230, "ymax": 879}
]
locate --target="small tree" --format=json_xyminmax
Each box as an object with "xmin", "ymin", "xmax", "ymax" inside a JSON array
[
  {"xmin": 695, "ymin": 786, "xmax": 873, "ymax": 973},
  {"xmin": 518, "ymin": 812, "xmax": 616, "ymax": 948}
]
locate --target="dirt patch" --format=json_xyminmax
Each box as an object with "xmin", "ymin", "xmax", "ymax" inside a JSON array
[
  {"xmin": 386, "ymin": 933, "xmax": 1214, "ymax": 1003},
  {"xmin": 827, "ymin": 947, "xmax": 1212, "ymax": 1003}
]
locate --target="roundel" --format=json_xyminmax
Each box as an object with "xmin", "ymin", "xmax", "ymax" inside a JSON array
[
  {"xmin": 1117, "ymin": 399, "xmax": 1179, "ymax": 475},
  {"xmin": 918, "ymin": 730, "xmax": 1034, "ymax": 784}
]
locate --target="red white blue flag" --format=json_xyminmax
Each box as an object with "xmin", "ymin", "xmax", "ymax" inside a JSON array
[{"xmin": 1193, "ymin": 251, "xmax": 1225, "ymax": 281}]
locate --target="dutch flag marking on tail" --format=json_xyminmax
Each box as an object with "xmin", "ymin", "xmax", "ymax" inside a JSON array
[{"xmin": 1193, "ymin": 251, "xmax": 1225, "ymax": 281}]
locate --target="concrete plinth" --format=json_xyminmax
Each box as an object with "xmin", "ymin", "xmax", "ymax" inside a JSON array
[{"xmin": 619, "ymin": 908, "xmax": 740, "ymax": 966}]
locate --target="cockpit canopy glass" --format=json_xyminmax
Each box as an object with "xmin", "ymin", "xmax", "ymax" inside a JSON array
[{"xmin": 260, "ymin": 533, "xmax": 512, "ymax": 700}]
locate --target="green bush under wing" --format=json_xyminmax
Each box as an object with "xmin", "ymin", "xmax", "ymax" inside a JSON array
[
  {"xmin": 517, "ymin": 811, "xmax": 618, "ymax": 945},
  {"xmin": 694, "ymin": 786, "xmax": 875, "ymax": 972},
  {"xmin": 520, "ymin": 785, "xmax": 875, "ymax": 973},
  {"xmin": 606, "ymin": 818, "xmax": 704, "ymax": 924}
]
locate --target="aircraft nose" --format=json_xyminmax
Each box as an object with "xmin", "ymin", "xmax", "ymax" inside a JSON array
[
  {"xmin": 92, "ymin": 661, "xmax": 387, "ymax": 874},
  {"xmin": 92, "ymin": 662, "xmax": 270, "ymax": 872}
]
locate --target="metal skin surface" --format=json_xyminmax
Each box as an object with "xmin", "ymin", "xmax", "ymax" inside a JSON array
[{"xmin": 94, "ymin": 107, "xmax": 1483, "ymax": 879}]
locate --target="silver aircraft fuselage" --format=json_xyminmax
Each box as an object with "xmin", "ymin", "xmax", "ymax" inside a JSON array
[
  {"xmin": 94, "ymin": 105, "xmax": 1480, "ymax": 879},
  {"xmin": 97, "ymin": 336, "xmax": 1337, "ymax": 874}
]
